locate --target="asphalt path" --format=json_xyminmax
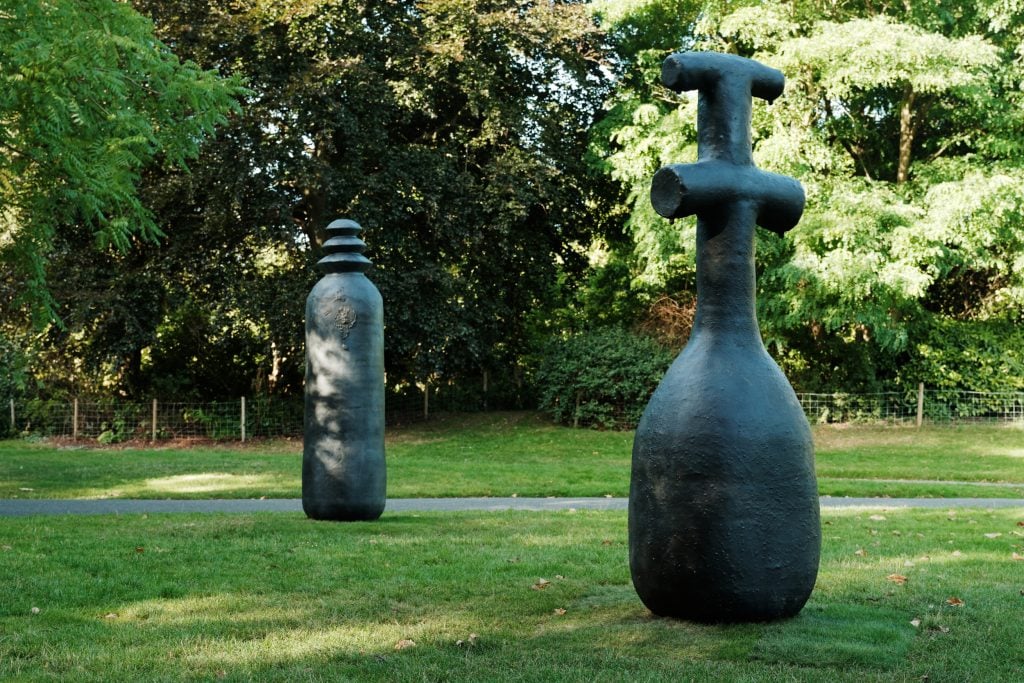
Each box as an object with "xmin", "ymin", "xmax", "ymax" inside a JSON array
[{"xmin": 0, "ymin": 496, "xmax": 1021, "ymax": 517}]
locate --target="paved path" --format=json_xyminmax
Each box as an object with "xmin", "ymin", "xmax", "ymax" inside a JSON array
[{"xmin": 0, "ymin": 496, "xmax": 1021, "ymax": 517}]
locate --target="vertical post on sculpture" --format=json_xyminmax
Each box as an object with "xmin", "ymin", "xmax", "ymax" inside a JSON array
[{"xmin": 303, "ymin": 219, "xmax": 386, "ymax": 521}]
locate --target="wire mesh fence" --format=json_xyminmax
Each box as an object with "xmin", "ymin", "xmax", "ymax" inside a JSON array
[{"xmin": 4, "ymin": 388, "xmax": 1023, "ymax": 442}]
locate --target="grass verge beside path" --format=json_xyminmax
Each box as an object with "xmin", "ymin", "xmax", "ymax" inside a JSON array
[
  {"xmin": 0, "ymin": 412, "xmax": 1021, "ymax": 500},
  {"xmin": 2, "ymin": 507, "xmax": 1022, "ymax": 681}
]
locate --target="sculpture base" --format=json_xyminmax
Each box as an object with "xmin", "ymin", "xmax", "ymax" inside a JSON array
[{"xmin": 629, "ymin": 340, "xmax": 820, "ymax": 622}]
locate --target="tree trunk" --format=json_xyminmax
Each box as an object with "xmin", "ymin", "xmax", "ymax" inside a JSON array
[{"xmin": 897, "ymin": 83, "xmax": 916, "ymax": 184}]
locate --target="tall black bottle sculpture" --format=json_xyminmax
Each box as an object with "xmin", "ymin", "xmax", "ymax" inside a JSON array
[
  {"xmin": 303, "ymin": 218, "xmax": 386, "ymax": 521},
  {"xmin": 629, "ymin": 52, "xmax": 820, "ymax": 622}
]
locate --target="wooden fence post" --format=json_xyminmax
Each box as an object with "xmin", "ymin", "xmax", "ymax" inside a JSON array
[
  {"xmin": 423, "ymin": 383, "xmax": 430, "ymax": 421},
  {"xmin": 482, "ymin": 370, "xmax": 489, "ymax": 411},
  {"xmin": 72, "ymin": 398, "xmax": 79, "ymax": 441},
  {"xmin": 9, "ymin": 399, "xmax": 13, "ymax": 433},
  {"xmin": 241, "ymin": 396, "xmax": 246, "ymax": 443},
  {"xmin": 152, "ymin": 399, "xmax": 158, "ymax": 442},
  {"xmin": 916, "ymin": 382, "xmax": 924, "ymax": 428}
]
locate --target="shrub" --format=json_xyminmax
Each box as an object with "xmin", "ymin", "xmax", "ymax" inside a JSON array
[{"xmin": 535, "ymin": 328, "xmax": 675, "ymax": 429}]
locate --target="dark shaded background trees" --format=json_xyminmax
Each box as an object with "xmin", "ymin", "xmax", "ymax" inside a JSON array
[
  {"xmin": 3, "ymin": 0, "xmax": 1022, "ymax": 407},
  {"xmin": 10, "ymin": 0, "xmax": 618, "ymax": 400}
]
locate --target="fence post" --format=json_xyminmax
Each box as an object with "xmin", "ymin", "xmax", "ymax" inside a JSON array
[
  {"xmin": 152, "ymin": 398, "xmax": 158, "ymax": 442},
  {"xmin": 423, "ymin": 383, "xmax": 429, "ymax": 421},
  {"xmin": 482, "ymin": 370, "xmax": 489, "ymax": 411},
  {"xmin": 72, "ymin": 398, "xmax": 79, "ymax": 441},
  {"xmin": 241, "ymin": 396, "xmax": 246, "ymax": 443},
  {"xmin": 916, "ymin": 382, "xmax": 924, "ymax": 428},
  {"xmin": 9, "ymin": 398, "xmax": 14, "ymax": 434}
]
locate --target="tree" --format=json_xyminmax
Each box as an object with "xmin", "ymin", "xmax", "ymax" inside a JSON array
[
  {"xmin": 107, "ymin": 0, "xmax": 617, "ymax": 399},
  {"xmin": 0, "ymin": 0, "xmax": 244, "ymax": 326},
  {"xmin": 5, "ymin": 0, "xmax": 615, "ymax": 400},
  {"xmin": 588, "ymin": 0, "xmax": 1024, "ymax": 391}
]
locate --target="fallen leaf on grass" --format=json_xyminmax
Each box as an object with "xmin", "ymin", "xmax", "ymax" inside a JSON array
[
  {"xmin": 984, "ymin": 533, "xmax": 1003, "ymax": 539},
  {"xmin": 456, "ymin": 633, "xmax": 478, "ymax": 647},
  {"xmin": 531, "ymin": 578, "xmax": 551, "ymax": 591},
  {"xmin": 869, "ymin": 514, "xmax": 887, "ymax": 521},
  {"xmin": 951, "ymin": 550, "xmax": 962, "ymax": 557},
  {"xmin": 394, "ymin": 639, "xmax": 416, "ymax": 651},
  {"xmin": 1017, "ymin": 521, "xmax": 1023, "ymax": 527},
  {"xmin": 30, "ymin": 607, "xmax": 40, "ymax": 614},
  {"xmin": 553, "ymin": 608, "xmax": 567, "ymax": 616},
  {"xmin": 887, "ymin": 574, "xmax": 908, "ymax": 585},
  {"xmin": 910, "ymin": 619, "xmax": 921, "ymax": 628},
  {"xmin": 601, "ymin": 539, "xmax": 613, "ymax": 546},
  {"xmin": 103, "ymin": 613, "xmax": 118, "ymax": 620},
  {"xmin": 1012, "ymin": 553, "xmax": 1023, "ymax": 561},
  {"xmin": 854, "ymin": 548, "xmax": 867, "ymax": 557},
  {"xmin": 135, "ymin": 547, "xmax": 145, "ymax": 554},
  {"xmin": 946, "ymin": 597, "xmax": 964, "ymax": 607}
]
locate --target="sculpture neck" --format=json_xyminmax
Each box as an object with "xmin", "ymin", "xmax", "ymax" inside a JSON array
[
  {"xmin": 697, "ymin": 83, "xmax": 753, "ymax": 166},
  {"xmin": 691, "ymin": 200, "xmax": 763, "ymax": 346}
]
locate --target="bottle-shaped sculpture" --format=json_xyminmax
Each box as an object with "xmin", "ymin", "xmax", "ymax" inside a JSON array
[
  {"xmin": 629, "ymin": 52, "xmax": 820, "ymax": 622},
  {"xmin": 303, "ymin": 218, "xmax": 386, "ymax": 521}
]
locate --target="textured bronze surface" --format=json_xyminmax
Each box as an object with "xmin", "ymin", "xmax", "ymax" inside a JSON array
[
  {"xmin": 303, "ymin": 219, "xmax": 386, "ymax": 521},
  {"xmin": 630, "ymin": 52, "xmax": 820, "ymax": 622}
]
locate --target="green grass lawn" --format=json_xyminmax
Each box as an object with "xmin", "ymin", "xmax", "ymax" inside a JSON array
[
  {"xmin": 1, "ymin": 507, "xmax": 1022, "ymax": 681},
  {"xmin": 1, "ymin": 412, "xmax": 1022, "ymax": 500}
]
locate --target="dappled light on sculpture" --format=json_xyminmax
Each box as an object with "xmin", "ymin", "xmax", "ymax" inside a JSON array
[
  {"xmin": 629, "ymin": 52, "xmax": 821, "ymax": 622},
  {"xmin": 303, "ymin": 219, "xmax": 386, "ymax": 521}
]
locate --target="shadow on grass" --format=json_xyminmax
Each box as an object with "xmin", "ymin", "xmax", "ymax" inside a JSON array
[{"xmin": 2, "ymin": 509, "xmax": 1022, "ymax": 681}]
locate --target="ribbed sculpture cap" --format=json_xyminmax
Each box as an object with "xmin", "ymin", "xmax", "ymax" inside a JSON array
[{"xmin": 317, "ymin": 219, "xmax": 372, "ymax": 273}]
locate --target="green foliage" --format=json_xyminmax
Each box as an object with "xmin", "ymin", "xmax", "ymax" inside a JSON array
[
  {"xmin": 588, "ymin": 0, "xmax": 1024, "ymax": 391},
  {"xmin": 0, "ymin": 332, "xmax": 26, "ymax": 405},
  {"xmin": 29, "ymin": 0, "xmax": 619, "ymax": 400},
  {"xmin": 535, "ymin": 328, "xmax": 674, "ymax": 428},
  {"xmin": 0, "ymin": 0, "xmax": 244, "ymax": 323},
  {"xmin": 904, "ymin": 318, "xmax": 1024, "ymax": 395}
]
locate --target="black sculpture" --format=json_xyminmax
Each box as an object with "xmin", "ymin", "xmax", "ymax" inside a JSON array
[
  {"xmin": 303, "ymin": 219, "xmax": 386, "ymax": 521},
  {"xmin": 629, "ymin": 52, "xmax": 820, "ymax": 622}
]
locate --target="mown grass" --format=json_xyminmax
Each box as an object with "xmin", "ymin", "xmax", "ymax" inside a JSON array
[
  {"xmin": 1, "ymin": 507, "xmax": 1022, "ymax": 681},
  {"xmin": 0, "ymin": 412, "xmax": 1021, "ymax": 500}
]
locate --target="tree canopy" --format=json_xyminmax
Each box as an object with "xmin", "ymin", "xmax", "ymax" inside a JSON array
[
  {"xmin": 0, "ymin": 0, "xmax": 243, "ymax": 325},
  {"xmin": 2, "ymin": 0, "xmax": 1022, "ymax": 404},
  {"xmin": 588, "ymin": 0, "xmax": 1024, "ymax": 391}
]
